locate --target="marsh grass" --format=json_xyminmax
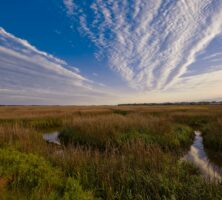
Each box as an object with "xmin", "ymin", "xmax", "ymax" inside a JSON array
[
  {"xmin": 59, "ymin": 113, "xmax": 192, "ymax": 154},
  {"xmin": 0, "ymin": 148, "xmax": 93, "ymax": 200},
  {"xmin": 201, "ymin": 117, "xmax": 222, "ymax": 153},
  {"xmin": 0, "ymin": 105, "xmax": 222, "ymax": 199}
]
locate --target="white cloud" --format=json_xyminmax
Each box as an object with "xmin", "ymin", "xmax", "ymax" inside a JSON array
[
  {"xmin": 0, "ymin": 24, "xmax": 221, "ymax": 105},
  {"xmin": 63, "ymin": 0, "xmax": 74, "ymax": 16},
  {"xmin": 119, "ymin": 70, "xmax": 222, "ymax": 104},
  {"xmin": 0, "ymin": 27, "xmax": 114, "ymax": 105},
  {"xmin": 2, "ymin": 0, "xmax": 222, "ymax": 105},
  {"xmin": 73, "ymin": 0, "xmax": 222, "ymax": 91},
  {"xmin": 202, "ymin": 52, "xmax": 222, "ymax": 62}
]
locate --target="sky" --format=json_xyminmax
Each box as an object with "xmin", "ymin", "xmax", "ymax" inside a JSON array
[{"xmin": 0, "ymin": 0, "xmax": 222, "ymax": 105}]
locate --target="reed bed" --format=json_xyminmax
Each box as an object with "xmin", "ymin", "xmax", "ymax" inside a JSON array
[{"xmin": 0, "ymin": 105, "xmax": 222, "ymax": 199}]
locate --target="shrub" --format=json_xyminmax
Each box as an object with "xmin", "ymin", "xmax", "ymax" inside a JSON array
[{"xmin": 0, "ymin": 148, "xmax": 94, "ymax": 200}]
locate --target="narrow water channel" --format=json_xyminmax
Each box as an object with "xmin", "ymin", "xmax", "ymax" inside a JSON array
[
  {"xmin": 43, "ymin": 130, "xmax": 222, "ymax": 182},
  {"xmin": 43, "ymin": 131, "xmax": 61, "ymax": 145},
  {"xmin": 183, "ymin": 131, "xmax": 222, "ymax": 182}
]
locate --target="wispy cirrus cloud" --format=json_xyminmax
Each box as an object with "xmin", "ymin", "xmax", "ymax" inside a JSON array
[
  {"xmin": 0, "ymin": 27, "xmax": 113, "ymax": 105},
  {"xmin": 69, "ymin": 0, "xmax": 222, "ymax": 91},
  {"xmin": 0, "ymin": 26, "xmax": 221, "ymax": 105},
  {"xmin": 63, "ymin": 0, "xmax": 75, "ymax": 16}
]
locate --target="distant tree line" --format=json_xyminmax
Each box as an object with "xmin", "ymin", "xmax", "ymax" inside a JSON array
[{"xmin": 118, "ymin": 101, "xmax": 222, "ymax": 106}]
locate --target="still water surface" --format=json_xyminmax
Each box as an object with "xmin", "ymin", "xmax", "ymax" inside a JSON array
[
  {"xmin": 43, "ymin": 131, "xmax": 61, "ymax": 145},
  {"xmin": 183, "ymin": 131, "xmax": 222, "ymax": 182}
]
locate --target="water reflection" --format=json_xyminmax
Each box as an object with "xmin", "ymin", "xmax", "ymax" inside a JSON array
[
  {"xmin": 183, "ymin": 131, "xmax": 222, "ymax": 182},
  {"xmin": 43, "ymin": 131, "xmax": 61, "ymax": 145}
]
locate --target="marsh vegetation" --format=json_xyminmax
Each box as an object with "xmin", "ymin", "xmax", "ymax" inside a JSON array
[{"xmin": 0, "ymin": 105, "xmax": 222, "ymax": 199}]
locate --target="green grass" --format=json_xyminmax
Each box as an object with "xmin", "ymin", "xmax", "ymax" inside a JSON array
[
  {"xmin": 201, "ymin": 118, "xmax": 222, "ymax": 153},
  {"xmin": 59, "ymin": 120, "xmax": 192, "ymax": 153},
  {"xmin": 0, "ymin": 148, "xmax": 93, "ymax": 200},
  {"xmin": 0, "ymin": 105, "xmax": 222, "ymax": 199}
]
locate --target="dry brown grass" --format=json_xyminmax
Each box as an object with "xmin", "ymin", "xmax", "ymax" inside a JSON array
[
  {"xmin": 0, "ymin": 106, "xmax": 113, "ymax": 119},
  {"xmin": 0, "ymin": 104, "xmax": 221, "ymax": 119},
  {"xmin": 0, "ymin": 105, "xmax": 222, "ymax": 199}
]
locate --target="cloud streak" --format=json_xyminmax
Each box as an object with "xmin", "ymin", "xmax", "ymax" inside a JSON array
[
  {"xmin": 0, "ymin": 27, "xmax": 113, "ymax": 105},
  {"xmin": 63, "ymin": 0, "xmax": 75, "ymax": 16},
  {"xmin": 71, "ymin": 0, "xmax": 222, "ymax": 91}
]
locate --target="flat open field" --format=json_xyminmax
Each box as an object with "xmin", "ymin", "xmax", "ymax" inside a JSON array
[{"xmin": 0, "ymin": 105, "xmax": 222, "ymax": 200}]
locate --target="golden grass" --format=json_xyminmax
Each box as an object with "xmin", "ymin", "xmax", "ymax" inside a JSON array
[
  {"xmin": 0, "ymin": 104, "xmax": 221, "ymax": 119},
  {"xmin": 0, "ymin": 105, "xmax": 222, "ymax": 199}
]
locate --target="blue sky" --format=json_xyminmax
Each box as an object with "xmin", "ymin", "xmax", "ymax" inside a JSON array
[{"xmin": 0, "ymin": 0, "xmax": 222, "ymax": 105}]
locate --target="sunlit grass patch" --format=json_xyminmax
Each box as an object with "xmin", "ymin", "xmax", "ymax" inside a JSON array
[{"xmin": 0, "ymin": 148, "xmax": 94, "ymax": 200}]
